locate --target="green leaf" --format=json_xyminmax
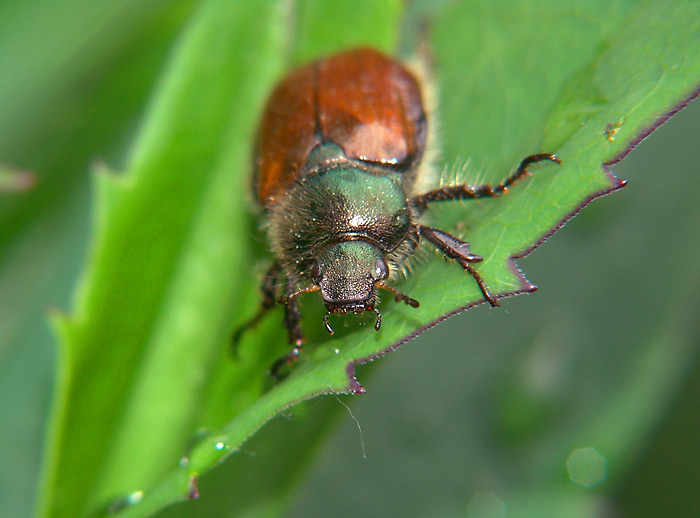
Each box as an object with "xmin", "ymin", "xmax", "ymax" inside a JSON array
[
  {"xmin": 34, "ymin": 0, "xmax": 700, "ymax": 517},
  {"xmin": 36, "ymin": 2, "xmax": 288, "ymax": 517},
  {"xmin": 0, "ymin": 2, "xmax": 197, "ymax": 517}
]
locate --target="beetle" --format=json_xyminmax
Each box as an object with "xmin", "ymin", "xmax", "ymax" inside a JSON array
[{"xmin": 236, "ymin": 48, "xmax": 559, "ymax": 374}]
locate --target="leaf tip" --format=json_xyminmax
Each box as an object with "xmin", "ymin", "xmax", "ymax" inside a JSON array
[
  {"xmin": 187, "ymin": 476, "xmax": 200, "ymax": 500},
  {"xmin": 346, "ymin": 362, "xmax": 366, "ymax": 394},
  {"xmin": 0, "ymin": 163, "xmax": 37, "ymax": 192}
]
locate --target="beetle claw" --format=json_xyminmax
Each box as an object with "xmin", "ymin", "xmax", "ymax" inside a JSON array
[{"xmin": 373, "ymin": 308, "xmax": 382, "ymax": 331}]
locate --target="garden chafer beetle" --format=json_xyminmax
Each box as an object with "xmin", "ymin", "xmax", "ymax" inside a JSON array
[{"xmin": 237, "ymin": 48, "xmax": 559, "ymax": 374}]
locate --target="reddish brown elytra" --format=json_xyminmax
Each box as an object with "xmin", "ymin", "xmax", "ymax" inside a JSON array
[
  {"xmin": 236, "ymin": 48, "xmax": 559, "ymax": 376},
  {"xmin": 255, "ymin": 48, "xmax": 426, "ymax": 205}
]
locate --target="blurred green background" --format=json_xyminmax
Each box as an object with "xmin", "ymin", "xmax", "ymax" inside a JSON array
[{"xmin": 1, "ymin": 1, "xmax": 699, "ymax": 517}]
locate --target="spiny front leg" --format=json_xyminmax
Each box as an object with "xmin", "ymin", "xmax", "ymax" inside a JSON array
[
  {"xmin": 412, "ymin": 153, "xmax": 560, "ymax": 211},
  {"xmin": 417, "ymin": 225, "xmax": 499, "ymax": 307},
  {"xmin": 231, "ymin": 261, "xmax": 281, "ymax": 352},
  {"xmin": 271, "ymin": 277, "xmax": 306, "ymax": 378}
]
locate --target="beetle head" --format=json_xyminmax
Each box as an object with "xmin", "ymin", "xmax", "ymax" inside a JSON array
[{"xmin": 312, "ymin": 240, "xmax": 388, "ymax": 333}]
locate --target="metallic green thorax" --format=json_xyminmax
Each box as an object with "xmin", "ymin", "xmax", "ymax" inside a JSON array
[{"xmin": 268, "ymin": 143, "xmax": 418, "ymax": 309}]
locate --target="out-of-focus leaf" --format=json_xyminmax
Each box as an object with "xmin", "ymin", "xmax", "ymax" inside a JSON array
[
  {"xmin": 0, "ymin": 164, "xmax": 36, "ymax": 192},
  {"xmin": 35, "ymin": 1, "xmax": 290, "ymax": 516},
  {"xmin": 0, "ymin": 3, "xmax": 196, "ymax": 518}
]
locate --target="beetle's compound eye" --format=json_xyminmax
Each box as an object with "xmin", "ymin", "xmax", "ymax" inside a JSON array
[
  {"xmin": 311, "ymin": 261, "xmax": 322, "ymax": 283},
  {"xmin": 374, "ymin": 257, "xmax": 389, "ymax": 281}
]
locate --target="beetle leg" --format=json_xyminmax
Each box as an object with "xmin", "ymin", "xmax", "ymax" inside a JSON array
[
  {"xmin": 271, "ymin": 276, "xmax": 306, "ymax": 378},
  {"xmin": 417, "ymin": 225, "xmax": 499, "ymax": 307},
  {"xmin": 412, "ymin": 153, "xmax": 560, "ymax": 211},
  {"xmin": 231, "ymin": 261, "xmax": 281, "ymax": 352}
]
